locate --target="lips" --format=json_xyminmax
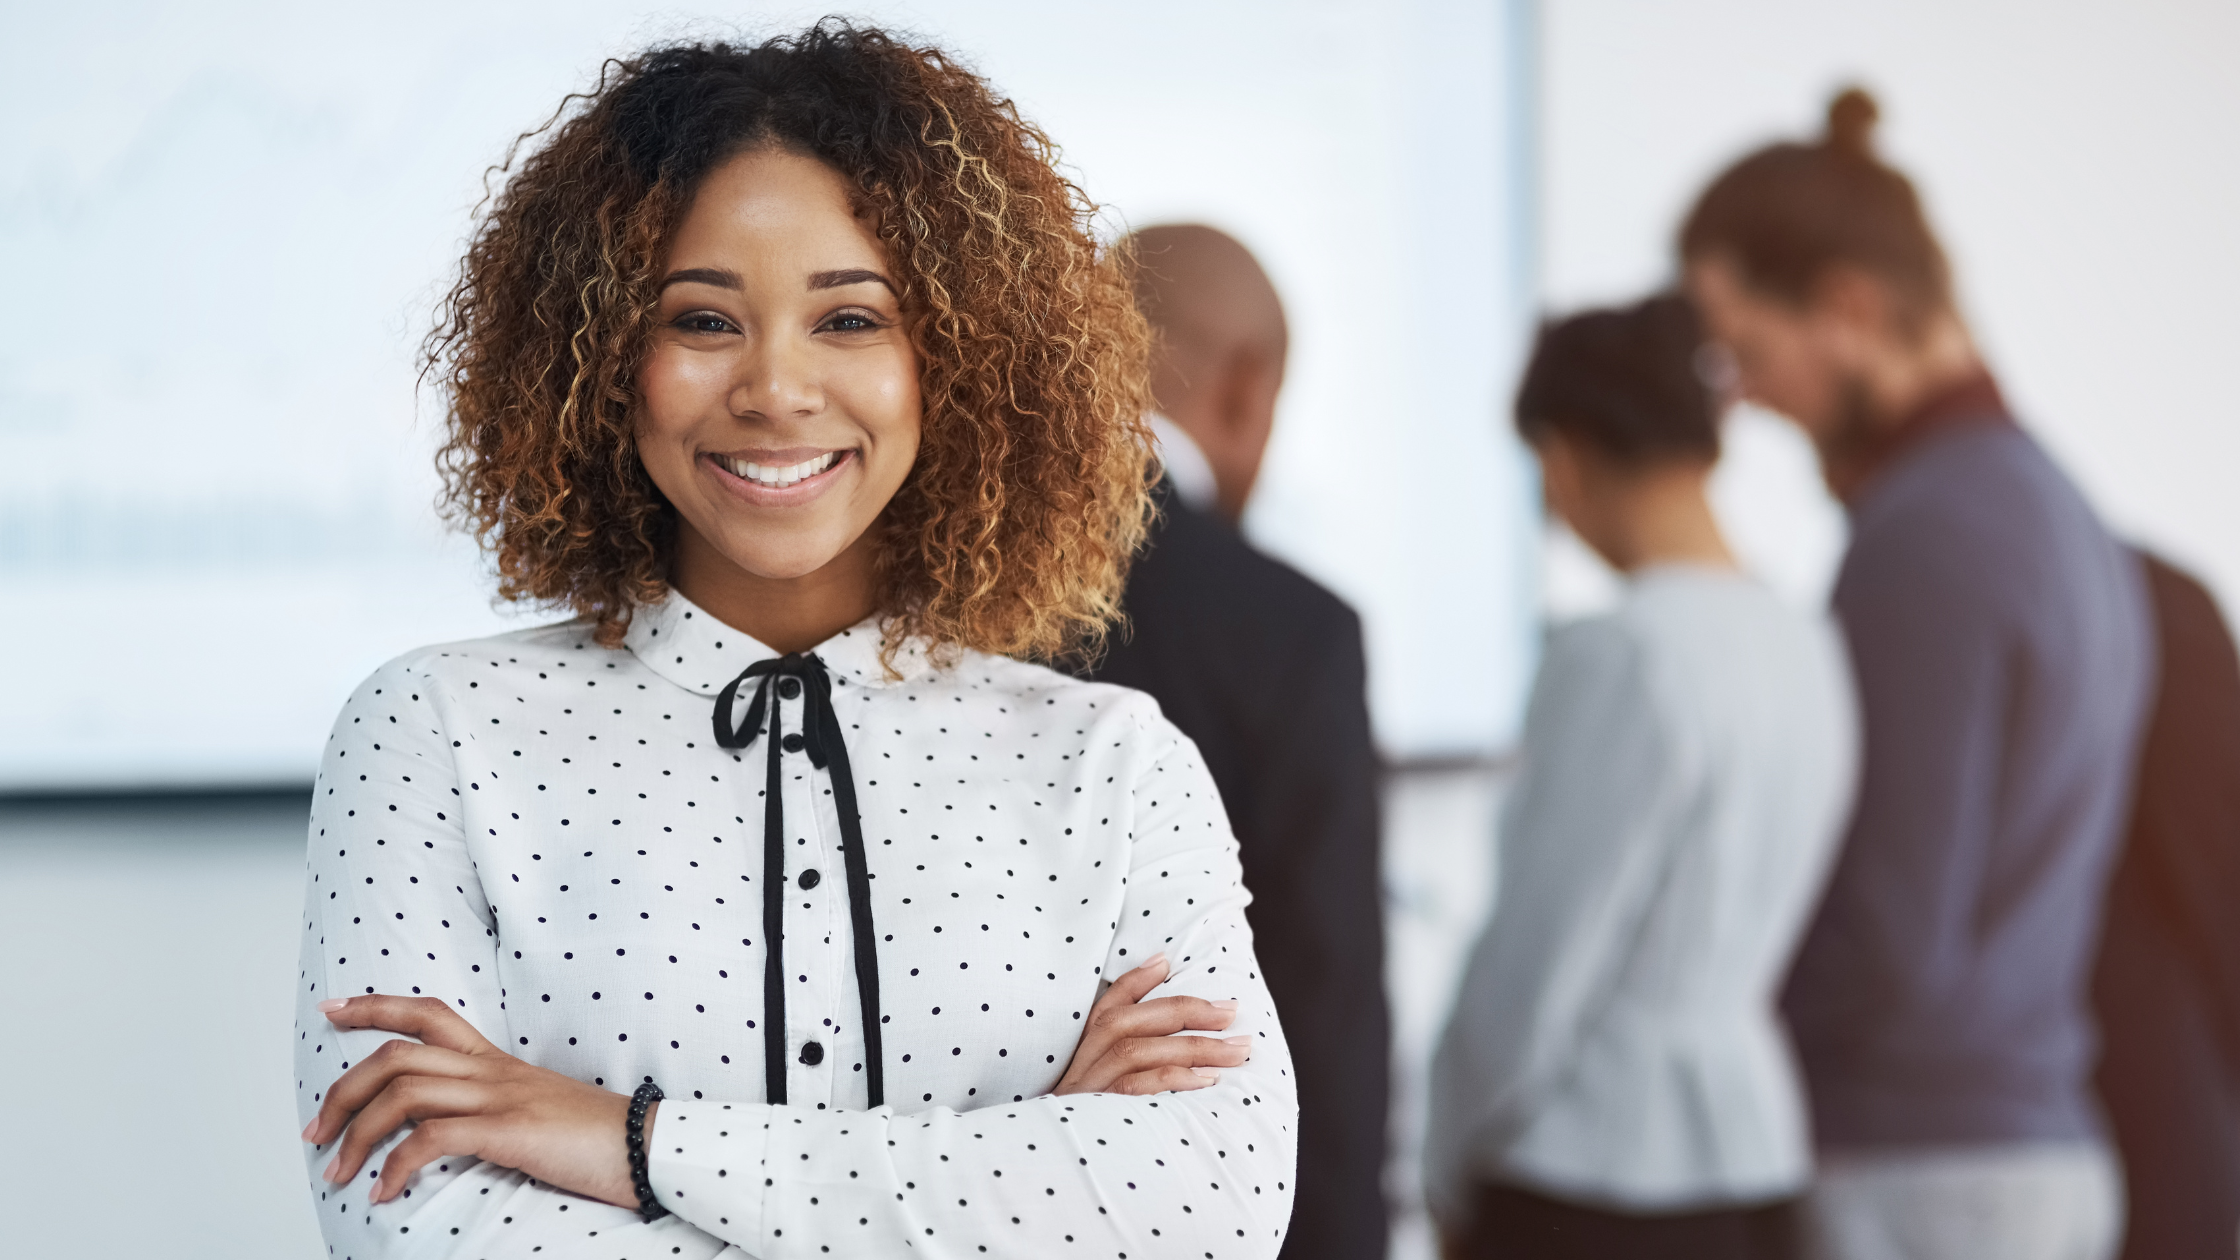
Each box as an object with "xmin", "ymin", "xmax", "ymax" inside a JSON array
[
  {"xmin": 718, "ymin": 451, "xmax": 841, "ymax": 487},
  {"xmin": 701, "ymin": 447, "xmax": 854, "ymax": 503}
]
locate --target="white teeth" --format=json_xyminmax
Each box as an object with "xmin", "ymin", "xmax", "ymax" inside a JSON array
[{"xmin": 726, "ymin": 453, "xmax": 838, "ymax": 486}]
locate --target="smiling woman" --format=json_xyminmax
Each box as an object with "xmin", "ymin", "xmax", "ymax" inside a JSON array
[
  {"xmin": 428, "ymin": 31, "xmax": 1159, "ymax": 666},
  {"xmin": 636, "ymin": 148, "xmax": 927, "ymax": 654},
  {"xmin": 294, "ymin": 22, "xmax": 1296, "ymax": 1260}
]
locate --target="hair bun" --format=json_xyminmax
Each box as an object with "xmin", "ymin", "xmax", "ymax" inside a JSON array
[{"xmin": 1824, "ymin": 86, "xmax": 1880, "ymax": 158}]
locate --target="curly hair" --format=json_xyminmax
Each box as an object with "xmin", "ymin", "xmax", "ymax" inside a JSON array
[{"xmin": 426, "ymin": 21, "xmax": 1156, "ymax": 662}]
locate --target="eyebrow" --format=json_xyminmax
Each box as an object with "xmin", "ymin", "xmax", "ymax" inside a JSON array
[
  {"xmin": 809, "ymin": 268, "xmax": 897, "ymax": 294},
  {"xmin": 657, "ymin": 266, "xmax": 898, "ymax": 296},
  {"xmin": 658, "ymin": 267, "xmax": 743, "ymax": 292}
]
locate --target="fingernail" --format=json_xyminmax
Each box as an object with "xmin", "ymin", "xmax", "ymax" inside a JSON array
[
  {"xmin": 1137, "ymin": 952, "xmax": 1168, "ymax": 972},
  {"xmin": 317, "ymin": 998, "xmax": 350, "ymax": 1015},
  {"xmin": 1210, "ymin": 999, "xmax": 1238, "ymax": 1011},
  {"xmin": 1191, "ymin": 1067, "xmax": 1221, "ymax": 1080},
  {"xmin": 323, "ymin": 1156, "xmax": 341, "ymax": 1182},
  {"xmin": 1224, "ymin": 1036, "xmax": 1253, "ymax": 1047},
  {"xmin": 301, "ymin": 1119, "xmax": 317, "ymax": 1141}
]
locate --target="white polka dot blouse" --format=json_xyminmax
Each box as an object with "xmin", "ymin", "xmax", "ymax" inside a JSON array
[{"xmin": 295, "ymin": 591, "xmax": 1298, "ymax": 1258}]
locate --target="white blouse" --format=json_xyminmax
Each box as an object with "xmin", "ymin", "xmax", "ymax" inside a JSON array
[
  {"xmin": 293, "ymin": 592, "xmax": 1297, "ymax": 1258},
  {"xmin": 1425, "ymin": 567, "xmax": 1857, "ymax": 1218}
]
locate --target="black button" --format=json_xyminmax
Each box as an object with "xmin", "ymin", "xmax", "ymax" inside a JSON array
[
  {"xmin": 798, "ymin": 868, "xmax": 822, "ymax": 890},
  {"xmin": 781, "ymin": 733, "xmax": 806, "ymax": 753},
  {"xmin": 777, "ymin": 677, "xmax": 801, "ymax": 700},
  {"xmin": 798, "ymin": 1040, "xmax": 824, "ymax": 1066}
]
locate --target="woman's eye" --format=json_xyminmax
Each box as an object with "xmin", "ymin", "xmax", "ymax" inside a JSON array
[
  {"xmin": 674, "ymin": 313, "xmax": 735, "ymax": 335},
  {"xmin": 821, "ymin": 311, "xmax": 880, "ymax": 334}
]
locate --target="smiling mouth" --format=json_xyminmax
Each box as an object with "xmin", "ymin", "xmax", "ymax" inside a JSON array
[{"xmin": 715, "ymin": 451, "xmax": 845, "ymax": 488}]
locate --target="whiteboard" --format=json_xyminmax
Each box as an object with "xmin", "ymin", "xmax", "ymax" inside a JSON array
[{"xmin": 0, "ymin": 1, "xmax": 1540, "ymax": 790}]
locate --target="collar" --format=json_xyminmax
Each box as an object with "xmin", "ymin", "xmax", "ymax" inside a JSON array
[
  {"xmin": 1833, "ymin": 366, "xmax": 2012, "ymax": 504},
  {"xmin": 622, "ymin": 590, "xmax": 935, "ymax": 697},
  {"xmin": 1149, "ymin": 413, "xmax": 1219, "ymax": 514}
]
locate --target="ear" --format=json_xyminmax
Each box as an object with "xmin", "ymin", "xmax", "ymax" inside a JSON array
[
  {"xmin": 1146, "ymin": 327, "xmax": 1204, "ymax": 420},
  {"xmin": 1198, "ymin": 345, "xmax": 1281, "ymax": 519},
  {"xmin": 1214, "ymin": 344, "xmax": 1282, "ymax": 441},
  {"xmin": 1533, "ymin": 431, "xmax": 1584, "ymax": 524}
]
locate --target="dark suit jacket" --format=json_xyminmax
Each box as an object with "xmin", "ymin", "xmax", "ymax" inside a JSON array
[
  {"xmin": 1081, "ymin": 489, "xmax": 1390, "ymax": 1260},
  {"xmin": 2093, "ymin": 553, "xmax": 2240, "ymax": 1260}
]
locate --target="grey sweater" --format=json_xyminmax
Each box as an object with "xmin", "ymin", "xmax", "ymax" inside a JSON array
[{"xmin": 1782, "ymin": 417, "xmax": 2154, "ymax": 1147}]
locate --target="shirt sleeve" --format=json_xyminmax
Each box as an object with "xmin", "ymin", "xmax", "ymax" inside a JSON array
[
  {"xmin": 294, "ymin": 657, "xmax": 739, "ymax": 1259},
  {"xmin": 646, "ymin": 715, "xmax": 1301, "ymax": 1259},
  {"xmin": 1422, "ymin": 620, "xmax": 1684, "ymax": 1230}
]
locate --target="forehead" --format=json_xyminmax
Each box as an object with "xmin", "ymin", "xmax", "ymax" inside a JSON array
[
  {"xmin": 1688, "ymin": 258, "xmax": 1795, "ymax": 330},
  {"xmin": 667, "ymin": 148, "xmax": 885, "ymax": 266},
  {"xmin": 1685, "ymin": 256, "xmax": 1749, "ymax": 304}
]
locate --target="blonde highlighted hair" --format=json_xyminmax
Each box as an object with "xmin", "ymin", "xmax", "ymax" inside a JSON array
[{"xmin": 426, "ymin": 21, "xmax": 1156, "ymax": 661}]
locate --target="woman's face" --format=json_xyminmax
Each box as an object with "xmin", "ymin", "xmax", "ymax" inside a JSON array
[{"xmin": 637, "ymin": 146, "xmax": 922, "ymax": 587}]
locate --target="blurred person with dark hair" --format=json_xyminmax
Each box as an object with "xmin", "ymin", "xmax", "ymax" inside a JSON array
[
  {"xmin": 1425, "ymin": 294, "xmax": 1858, "ymax": 1260},
  {"xmin": 2093, "ymin": 553, "xmax": 2240, "ymax": 1260},
  {"xmin": 1081, "ymin": 223, "xmax": 1390, "ymax": 1260},
  {"xmin": 1683, "ymin": 89, "xmax": 2154, "ymax": 1260}
]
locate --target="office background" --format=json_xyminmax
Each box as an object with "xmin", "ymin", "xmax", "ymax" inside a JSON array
[{"xmin": 3, "ymin": 2, "xmax": 2235, "ymax": 1256}]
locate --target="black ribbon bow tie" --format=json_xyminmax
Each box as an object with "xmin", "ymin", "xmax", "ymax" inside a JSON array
[{"xmin": 712, "ymin": 653, "xmax": 885, "ymax": 1108}]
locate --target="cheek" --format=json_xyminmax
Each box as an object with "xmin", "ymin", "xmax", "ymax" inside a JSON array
[
  {"xmin": 639, "ymin": 345, "xmax": 728, "ymax": 436},
  {"xmin": 632, "ymin": 347, "xmax": 726, "ymax": 508},
  {"xmin": 850, "ymin": 350, "xmax": 924, "ymax": 462},
  {"xmin": 1737, "ymin": 330, "xmax": 1819, "ymax": 409}
]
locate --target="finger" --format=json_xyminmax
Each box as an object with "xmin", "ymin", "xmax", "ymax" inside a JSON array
[
  {"xmin": 1085, "ymin": 994, "xmax": 1238, "ymax": 1046},
  {"xmin": 1103, "ymin": 1033, "xmax": 1252, "ymax": 1077},
  {"xmin": 1090, "ymin": 953, "xmax": 1171, "ymax": 1015},
  {"xmin": 309, "ymin": 1038, "xmax": 481, "ymax": 1146},
  {"xmin": 327, "ymin": 1076, "xmax": 489, "ymax": 1186},
  {"xmin": 1109, "ymin": 1065, "xmax": 1223, "ymax": 1096},
  {"xmin": 318, "ymin": 994, "xmax": 499, "ymax": 1056},
  {"xmin": 1068, "ymin": 1034, "xmax": 1252, "ymax": 1094},
  {"xmin": 1065, "ymin": 954, "xmax": 1176, "ymax": 1078},
  {"xmin": 370, "ymin": 1116, "xmax": 485, "ymax": 1205}
]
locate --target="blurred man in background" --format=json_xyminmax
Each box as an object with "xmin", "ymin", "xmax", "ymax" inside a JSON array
[
  {"xmin": 1426, "ymin": 294, "xmax": 1856, "ymax": 1260},
  {"xmin": 1083, "ymin": 223, "xmax": 1390, "ymax": 1260},
  {"xmin": 2092, "ymin": 552, "xmax": 2240, "ymax": 1260},
  {"xmin": 1681, "ymin": 89, "xmax": 2155, "ymax": 1260}
]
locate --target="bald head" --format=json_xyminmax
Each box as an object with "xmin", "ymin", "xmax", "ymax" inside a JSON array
[{"xmin": 1123, "ymin": 225, "xmax": 1289, "ymax": 522}]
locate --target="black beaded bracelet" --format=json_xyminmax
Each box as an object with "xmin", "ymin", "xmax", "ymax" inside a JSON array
[{"xmin": 626, "ymin": 1080, "xmax": 670, "ymax": 1222}]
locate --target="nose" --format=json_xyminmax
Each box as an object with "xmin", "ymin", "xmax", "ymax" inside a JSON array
[{"xmin": 727, "ymin": 330, "xmax": 823, "ymax": 422}]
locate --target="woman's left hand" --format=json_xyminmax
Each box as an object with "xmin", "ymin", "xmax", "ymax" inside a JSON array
[{"xmin": 303, "ymin": 995, "xmax": 639, "ymax": 1208}]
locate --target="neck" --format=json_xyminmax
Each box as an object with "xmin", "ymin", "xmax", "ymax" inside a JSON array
[
  {"xmin": 1817, "ymin": 313, "xmax": 1988, "ymax": 498},
  {"xmin": 668, "ymin": 522, "xmax": 883, "ymax": 655},
  {"xmin": 1855, "ymin": 309, "xmax": 1984, "ymax": 432},
  {"xmin": 1155, "ymin": 347, "xmax": 1278, "ymax": 525},
  {"xmin": 1588, "ymin": 464, "xmax": 1738, "ymax": 575}
]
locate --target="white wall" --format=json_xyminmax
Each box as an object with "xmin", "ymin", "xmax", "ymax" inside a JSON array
[
  {"xmin": 0, "ymin": 799, "xmax": 326, "ymax": 1259},
  {"xmin": 0, "ymin": 0, "xmax": 1539, "ymax": 791},
  {"xmin": 1536, "ymin": 0, "xmax": 2240, "ymax": 620}
]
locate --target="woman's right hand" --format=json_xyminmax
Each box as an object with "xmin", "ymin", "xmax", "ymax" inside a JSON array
[{"xmin": 1053, "ymin": 952, "xmax": 1253, "ymax": 1095}]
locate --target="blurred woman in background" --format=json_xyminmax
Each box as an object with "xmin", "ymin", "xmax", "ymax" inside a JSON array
[
  {"xmin": 1426, "ymin": 295, "xmax": 1857, "ymax": 1260},
  {"xmin": 290, "ymin": 23, "xmax": 1294, "ymax": 1258}
]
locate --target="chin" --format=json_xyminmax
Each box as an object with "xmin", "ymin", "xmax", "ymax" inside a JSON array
[{"xmin": 715, "ymin": 533, "xmax": 858, "ymax": 583}]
